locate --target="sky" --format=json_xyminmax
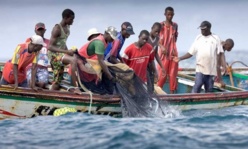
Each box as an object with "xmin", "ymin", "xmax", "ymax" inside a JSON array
[{"xmin": 0, "ymin": 0, "xmax": 248, "ymax": 61}]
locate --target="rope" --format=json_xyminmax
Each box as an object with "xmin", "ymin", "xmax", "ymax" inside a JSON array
[
  {"xmin": 230, "ymin": 61, "xmax": 248, "ymax": 67},
  {"xmin": 66, "ymin": 87, "xmax": 75, "ymax": 92},
  {"xmin": 76, "ymin": 68, "xmax": 93, "ymax": 114},
  {"xmin": 226, "ymin": 61, "xmax": 248, "ymax": 87}
]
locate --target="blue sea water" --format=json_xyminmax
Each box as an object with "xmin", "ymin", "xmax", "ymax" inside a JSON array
[{"xmin": 0, "ymin": 105, "xmax": 248, "ymax": 149}]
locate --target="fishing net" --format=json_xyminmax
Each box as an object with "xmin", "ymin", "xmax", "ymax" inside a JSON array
[
  {"xmin": 74, "ymin": 52, "xmax": 168, "ymax": 117},
  {"xmin": 108, "ymin": 66, "xmax": 167, "ymax": 118}
]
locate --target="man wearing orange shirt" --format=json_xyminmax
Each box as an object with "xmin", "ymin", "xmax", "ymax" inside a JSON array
[{"xmin": 0, "ymin": 35, "xmax": 45, "ymax": 89}]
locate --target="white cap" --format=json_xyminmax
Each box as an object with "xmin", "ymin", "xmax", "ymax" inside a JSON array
[
  {"xmin": 30, "ymin": 35, "xmax": 46, "ymax": 46},
  {"xmin": 87, "ymin": 28, "xmax": 100, "ymax": 40}
]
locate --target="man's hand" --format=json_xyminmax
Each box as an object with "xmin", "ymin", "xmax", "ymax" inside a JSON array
[
  {"xmin": 219, "ymin": 80, "xmax": 226, "ymax": 88},
  {"xmin": 154, "ymin": 71, "xmax": 158, "ymax": 84},
  {"xmin": 161, "ymin": 68, "xmax": 166, "ymax": 77},
  {"xmin": 66, "ymin": 50, "xmax": 75, "ymax": 56},
  {"xmin": 173, "ymin": 57, "xmax": 180, "ymax": 63},
  {"xmin": 160, "ymin": 45, "xmax": 167, "ymax": 55}
]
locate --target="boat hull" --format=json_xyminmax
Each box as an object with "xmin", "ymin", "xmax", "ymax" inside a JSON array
[{"xmin": 0, "ymin": 86, "xmax": 248, "ymax": 119}]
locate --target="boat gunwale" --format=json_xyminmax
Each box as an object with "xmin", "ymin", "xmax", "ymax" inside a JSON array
[{"xmin": 1, "ymin": 85, "xmax": 248, "ymax": 104}]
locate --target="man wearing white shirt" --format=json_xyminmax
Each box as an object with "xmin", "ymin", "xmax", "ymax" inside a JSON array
[{"xmin": 173, "ymin": 21, "xmax": 223, "ymax": 93}]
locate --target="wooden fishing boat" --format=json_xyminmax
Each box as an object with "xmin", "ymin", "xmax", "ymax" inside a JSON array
[
  {"xmin": 0, "ymin": 63, "xmax": 248, "ymax": 119},
  {"xmin": 178, "ymin": 62, "xmax": 248, "ymax": 90}
]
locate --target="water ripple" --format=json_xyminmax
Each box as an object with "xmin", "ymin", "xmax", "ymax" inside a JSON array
[{"xmin": 0, "ymin": 106, "xmax": 247, "ymax": 149}]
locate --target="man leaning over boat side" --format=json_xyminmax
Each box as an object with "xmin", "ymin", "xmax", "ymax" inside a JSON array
[
  {"xmin": 47, "ymin": 8, "xmax": 81, "ymax": 94},
  {"xmin": 26, "ymin": 22, "xmax": 50, "ymax": 89},
  {"xmin": 173, "ymin": 21, "xmax": 224, "ymax": 93},
  {"xmin": 220, "ymin": 39, "xmax": 235, "ymax": 74},
  {"xmin": 0, "ymin": 35, "xmax": 45, "ymax": 90},
  {"xmin": 104, "ymin": 22, "xmax": 135, "ymax": 64},
  {"xmin": 74, "ymin": 26, "xmax": 118, "ymax": 94}
]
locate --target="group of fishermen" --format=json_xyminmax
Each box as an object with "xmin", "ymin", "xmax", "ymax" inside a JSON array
[{"xmin": 0, "ymin": 7, "xmax": 234, "ymax": 95}]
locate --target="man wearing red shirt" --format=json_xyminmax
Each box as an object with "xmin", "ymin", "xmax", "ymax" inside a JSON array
[{"xmin": 122, "ymin": 30, "xmax": 154, "ymax": 82}]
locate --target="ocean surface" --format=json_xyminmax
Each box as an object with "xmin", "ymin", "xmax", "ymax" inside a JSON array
[
  {"xmin": 0, "ymin": 106, "xmax": 247, "ymax": 149},
  {"xmin": 0, "ymin": 50, "xmax": 248, "ymax": 149}
]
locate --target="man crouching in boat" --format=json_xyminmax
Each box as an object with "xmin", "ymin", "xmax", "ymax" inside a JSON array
[
  {"xmin": 73, "ymin": 26, "xmax": 118, "ymax": 94},
  {"xmin": 0, "ymin": 35, "xmax": 45, "ymax": 90}
]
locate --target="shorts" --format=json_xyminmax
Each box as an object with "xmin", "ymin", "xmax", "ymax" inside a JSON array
[
  {"xmin": 0, "ymin": 77, "xmax": 28, "ymax": 87},
  {"xmin": 48, "ymin": 52, "xmax": 65, "ymax": 84},
  {"xmin": 192, "ymin": 72, "xmax": 214, "ymax": 93},
  {"xmin": 26, "ymin": 67, "xmax": 49, "ymax": 84}
]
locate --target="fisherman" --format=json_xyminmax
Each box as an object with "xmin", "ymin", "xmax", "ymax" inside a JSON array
[
  {"xmin": 147, "ymin": 22, "xmax": 166, "ymax": 94},
  {"xmin": 76, "ymin": 26, "xmax": 118, "ymax": 94},
  {"xmin": 215, "ymin": 38, "xmax": 234, "ymax": 84},
  {"xmin": 26, "ymin": 22, "xmax": 50, "ymax": 88},
  {"xmin": 173, "ymin": 21, "xmax": 224, "ymax": 93},
  {"xmin": 122, "ymin": 30, "xmax": 154, "ymax": 83},
  {"xmin": 157, "ymin": 6, "xmax": 179, "ymax": 94},
  {"xmin": 87, "ymin": 28, "xmax": 101, "ymax": 41},
  {"xmin": 48, "ymin": 9, "xmax": 81, "ymax": 94},
  {"xmin": 220, "ymin": 38, "xmax": 235, "ymax": 72},
  {"xmin": 104, "ymin": 22, "xmax": 135, "ymax": 64},
  {"xmin": 0, "ymin": 35, "xmax": 45, "ymax": 89}
]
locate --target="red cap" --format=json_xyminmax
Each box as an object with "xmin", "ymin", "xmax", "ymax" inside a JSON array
[{"xmin": 35, "ymin": 22, "xmax": 45, "ymax": 30}]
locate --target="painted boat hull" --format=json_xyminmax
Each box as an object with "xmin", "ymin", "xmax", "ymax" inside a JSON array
[
  {"xmin": 0, "ymin": 85, "xmax": 248, "ymax": 119},
  {"xmin": 1, "ymin": 65, "xmax": 248, "ymax": 119}
]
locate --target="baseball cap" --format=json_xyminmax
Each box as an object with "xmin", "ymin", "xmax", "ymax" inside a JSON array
[
  {"xmin": 30, "ymin": 35, "xmax": 46, "ymax": 46},
  {"xmin": 35, "ymin": 22, "xmax": 46, "ymax": 30},
  {"xmin": 105, "ymin": 26, "xmax": 118, "ymax": 40},
  {"xmin": 87, "ymin": 28, "xmax": 100, "ymax": 40},
  {"xmin": 198, "ymin": 21, "xmax": 211, "ymax": 29},
  {"xmin": 121, "ymin": 22, "xmax": 135, "ymax": 35}
]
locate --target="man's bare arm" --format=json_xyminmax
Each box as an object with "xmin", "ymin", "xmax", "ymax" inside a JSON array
[
  {"xmin": 48, "ymin": 25, "xmax": 69, "ymax": 53},
  {"xmin": 173, "ymin": 53, "xmax": 192, "ymax": 62},
  {"xmin": 97, "ymin": 54, "xmax": 113, "ymax": 80},
  {"xmin": 13, "ymin": 64, "xmax": 18, "ymax": 87},
  {"xmin": 31, "ymin": 63, "xmax": 37, "ymax": 88}
]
